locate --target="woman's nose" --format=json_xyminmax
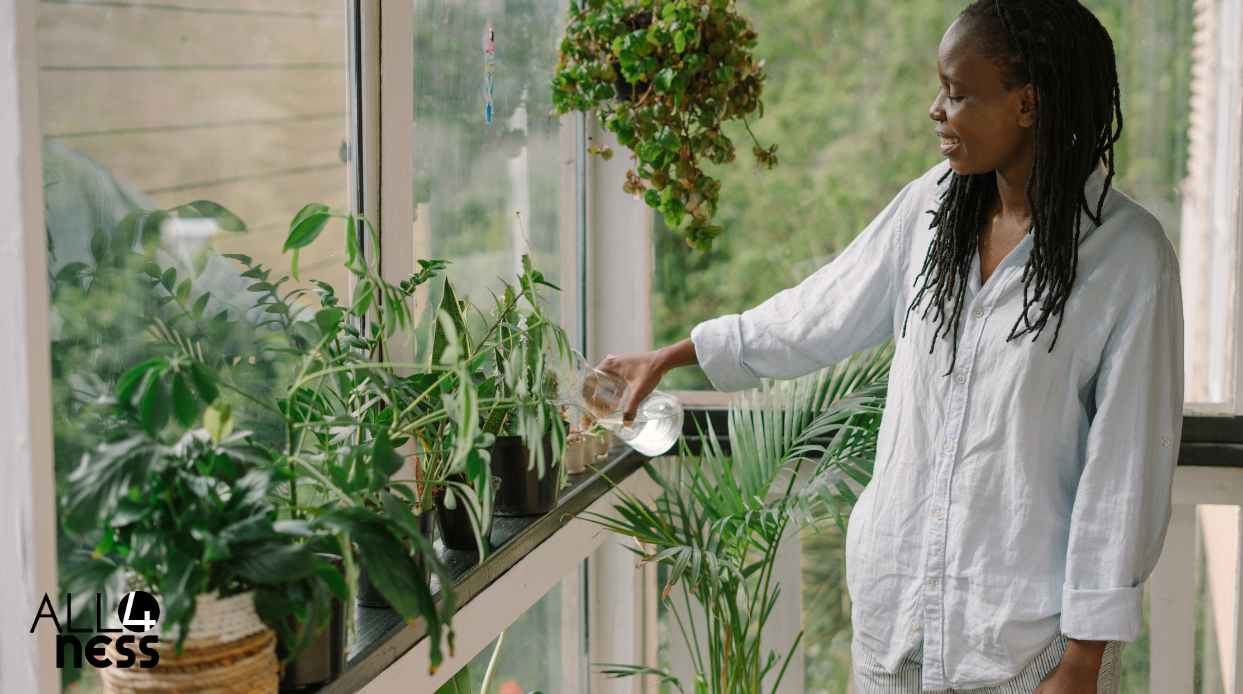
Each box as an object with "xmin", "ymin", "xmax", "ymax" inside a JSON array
[{"xmin": 928, "ymin": 91, "xmax": 945, "ymax": 122}]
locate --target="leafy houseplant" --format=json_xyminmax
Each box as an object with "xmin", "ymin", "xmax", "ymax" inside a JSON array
[
  {"xmin": 407, "ymin": 255, "xmax": 574, "ymax": 550},
  {"xmin": 55, "ymin": 200, "xmax": 464, "ymax": 678},
  {"xmin": 59, "ymin": 389, "xmax": 346, "ymax": 679},
  {"xmin": 552, "ymin": 0, "xmax": 779, "ymax": 251},
  {"xmin": 588, "ymin": 343, "xmax": 892, "ymax": 693}
]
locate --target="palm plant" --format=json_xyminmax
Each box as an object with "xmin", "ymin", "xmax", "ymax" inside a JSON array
[{"xmin": 587, "ymin": 341, "xmax": 892, "ymax": 694}]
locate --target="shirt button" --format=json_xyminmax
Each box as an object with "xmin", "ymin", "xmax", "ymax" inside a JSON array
[
  {"xmin": 954, "ymin": 372, "xmax": 966, "ymax": 385},
  {"xmin": 972, "ymin": 307, "xmax": 984, "ymax": 319},
  {"xmin": 931, "ymin": 509, "xmax": 944, "ymax": 521},
  {"xmin": 927, "ymin": 576, "xmax": 939, "ymax": 588}
]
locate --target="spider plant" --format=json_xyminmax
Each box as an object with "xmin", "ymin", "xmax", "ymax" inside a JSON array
[
  {"xmin": 410, "ymin": 255, "xmax": 575, "ymax": 553},
  {"xmin": 587, "ymin": 341, "xmax": 892, "ymax": 694}
]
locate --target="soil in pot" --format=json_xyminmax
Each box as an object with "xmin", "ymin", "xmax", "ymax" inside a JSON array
[
  {"xmin": 492, "ymin": 434, "xmax": 561, "ymax": 516},
  {"xmin": 279, "ymin": 554, "xmax": 346, "ymax": 691}
]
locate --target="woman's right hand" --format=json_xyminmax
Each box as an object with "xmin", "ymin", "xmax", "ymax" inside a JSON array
[
  {"xmin": 595, "ymin": 350, "xmax": 668, "ymax": 426},
  {"xmin": 595, "ymin": 338, "xmax": 698, "ymax": 426}
]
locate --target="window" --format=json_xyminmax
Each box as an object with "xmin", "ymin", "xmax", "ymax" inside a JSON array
[
  {"xmin": 37, "ymin": 3, "xmax": 352, "ymax": 686},
  {"xmin": 652, "ymin": 0, "xmax": 1206, "ymax": 405},
  {"xmin": 407, "ymin": 0, "xmax": 573, "ymax": 338},
  {"xmin": 436, "ymin": 579, "xmax": 585, "ymax": 693}
]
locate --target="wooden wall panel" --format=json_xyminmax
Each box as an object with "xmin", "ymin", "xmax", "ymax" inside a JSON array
[{"xmin": 38, "ymin": 3, "xmax": 346, "ymax": 68}]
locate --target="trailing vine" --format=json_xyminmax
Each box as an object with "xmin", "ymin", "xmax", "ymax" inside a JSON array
[{"xmin": 552, "ymin": 0, "xmax": 778, "ymax": 251}]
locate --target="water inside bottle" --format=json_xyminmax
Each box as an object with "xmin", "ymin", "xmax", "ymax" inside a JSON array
[{"xmin": 594, "ymin": 391, "xmax": 684, "ymax": 457}]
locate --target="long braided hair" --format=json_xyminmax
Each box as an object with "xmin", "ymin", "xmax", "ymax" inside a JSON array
[{"xmin": 901, "ymin": 0, "xmax": 1124, "ymax": 377}]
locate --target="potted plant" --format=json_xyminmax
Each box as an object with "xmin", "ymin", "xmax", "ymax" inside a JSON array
[
  {"xmin": 475, "ymin": 260, "xmax": 573, "ymax": 518},
  {"xmin": 271, "ymin": 205, "xmax": 464, "ymax": 670},
  {"xmin": 414, "ymin": 256, "xmax": 575, "ymax": 549},
  {"xmin": 552, "ymin": 0, "xmax": 779, "ymax": 251},
  {"xmin": 55, "ymin": 199, "xmax": 466, "ymax": 684},
  {"xmin": 588, "ymin": 343, "xmax": 893, "ymax": 693},
  {"xmin": 59, "ymin": 383, "xmax": 345, "ymax": 694}
]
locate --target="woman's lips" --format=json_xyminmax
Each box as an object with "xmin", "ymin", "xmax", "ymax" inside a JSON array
[{"xmin": 938, "ymin": 135, "xmax": 961, "ymax": 156}]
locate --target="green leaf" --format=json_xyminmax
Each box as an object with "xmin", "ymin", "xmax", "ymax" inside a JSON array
[
  {"xmin": 117, "ymin": 358, "xmax": 165, "ymax": 405},
  {"xmin": 284, "ymin": 203, "xmax": 332, "ymax": 252},
  {"xmin": 314, "ymin": 308, "xmax": 345, "ymax": 336},
  {"xmin": 428, "ymin": 278, "xmax": 470, "ymax": 367},
  {"xmin": 203, "ymin": 403, "xmax": 234, "ymax": 443},
  {"xmin": 351, "ymin": 279, "xmax": 374, "ymax": 316},
  {"xmin": 171, "ymin": 373, "xmax": 198, "ymax": 428},
  {"xmin": 171, "ymin": 200, "xmax": 247, "ymax": 233},
  {"xmin": 234, "ymin": 543, "xmax": 318, "ymax": 585},
  {"xmin": 160, "ymin": 267, "xmax": 178, "ymax": 292},
  {"xmin": 371, "ymin": 429, "xmax": 404, "ymax": 486},
  {"xmin": 191, "ymin": 292, "xmax": 211, "ymax": 319},
  {"xmin": 138, "ymin": 372, "xmax": 170, "ymax": 434},
  {"xmin": 345, "ymin": 215, "xmax": 361, "ymax": 269},
  {"xmin": 189, "ymin": 362, "xmax": 219, "ymax": 405},
  {"xmin": 655, "ymin": 67, "xmax": 676, "ymax": 92}
]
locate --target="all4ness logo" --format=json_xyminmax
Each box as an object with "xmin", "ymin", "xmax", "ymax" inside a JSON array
[{"xmin": 30, "ymin": 591, "xmax": 161, "ymax": 669}]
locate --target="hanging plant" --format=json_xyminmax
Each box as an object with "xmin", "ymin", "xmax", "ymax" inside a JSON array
[{"xmin": 552, "ymin": 0, "xmax": 778, "ymax": 251}]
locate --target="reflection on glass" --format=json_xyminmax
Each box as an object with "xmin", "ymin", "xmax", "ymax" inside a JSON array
[
  {"xmin": 38, "ymin": 4, "xmax": 350, "ymax": 687},
  {"xmin": 652, "ymin": 0, "xmax": 1194, "ymax": 392},
  {"xmin": 412, "ymin": 0, "xmax": 568, "ymax": 326},
  {"xmin": 436, "ymin": 581, "xmax": 574, "ymax": 693}
]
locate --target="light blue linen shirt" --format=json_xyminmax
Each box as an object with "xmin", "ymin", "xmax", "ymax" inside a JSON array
[{"xmin": 690, "ymin": 160, "xmax": 1184, "ymax": 690}]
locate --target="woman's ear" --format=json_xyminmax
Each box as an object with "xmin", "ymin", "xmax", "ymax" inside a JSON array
[{"xmin": 1018, "ymin": 83, "xmax": 1038, "ymax": 128}]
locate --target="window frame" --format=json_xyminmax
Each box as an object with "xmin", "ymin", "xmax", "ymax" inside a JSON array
[{"xmin": 2, "ymin": 0, "xmax": 59, "ymax": 691}]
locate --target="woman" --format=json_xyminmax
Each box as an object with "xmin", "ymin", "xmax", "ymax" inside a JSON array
[{"xmin": 598, "ymin": 1, "xmax": 1183, "ymax": 692}]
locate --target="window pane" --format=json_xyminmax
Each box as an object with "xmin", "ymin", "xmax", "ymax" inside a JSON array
[
  {"xmin": 410, "ymin": 0, "xmax": 571, "ymax": 333},
  {"xmin": 436, "ymin": 579, "xmax": 582, "ymax": 693},
  {"xmin": 652, "ymin": 1, "xmax": 1199, "ymax": 395},
  {"xmin": 38, "ymin": 3, "xmax": 351, "ymax": 686}
]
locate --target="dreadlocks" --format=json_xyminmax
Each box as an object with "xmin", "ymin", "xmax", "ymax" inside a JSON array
[{"xmin": 901, "ymin": 0, "xmax": 1124, "ymax": 377}]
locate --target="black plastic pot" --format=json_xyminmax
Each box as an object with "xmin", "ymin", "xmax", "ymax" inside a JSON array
[
  {"xmin": 492, "ymin": 434, "xmax": 561, "ymax": 516},
  {"xmin": 356, "ymin": 508, "xmax": 435, "ymax": 610},
  {"xmin": 435, "ymin": 484, "xmax": 479, "ymax": 552},
  {"xmin": 279, "ymin": 554, "xmax": 346, "ymax": 691}
]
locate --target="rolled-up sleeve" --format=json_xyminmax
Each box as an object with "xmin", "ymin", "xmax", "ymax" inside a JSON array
[
  {"xmin": 1060, "ymin": 266, "xmax": 1184, "ymax": 642},
  {"xmin": 690, "ymin": 178, "xmax": 919, "ymax": 392}
]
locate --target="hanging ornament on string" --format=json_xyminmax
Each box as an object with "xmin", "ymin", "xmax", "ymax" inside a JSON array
[{"xmin": 482, "ymin": 21, "xmax": 496, "ymax": 126}]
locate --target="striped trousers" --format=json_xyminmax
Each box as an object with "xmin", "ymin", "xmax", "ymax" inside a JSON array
[{"xmin": 851, "ymin": 632, "xmax": 1124, "ymax": 693}]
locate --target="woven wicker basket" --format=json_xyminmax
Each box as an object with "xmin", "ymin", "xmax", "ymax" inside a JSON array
[{"xmin": 99, "ymin": 591, "xmax": 278, "ymax": 694}]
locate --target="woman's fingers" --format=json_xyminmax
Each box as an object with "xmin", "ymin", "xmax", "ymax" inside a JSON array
[{"xmin": 594, "ymin": 351, "xmax": 662, "ymax": 426}]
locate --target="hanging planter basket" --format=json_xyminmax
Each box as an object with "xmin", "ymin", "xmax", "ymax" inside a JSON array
[{"xmin": 99, "ymin": 591, "xmax": 278, "ymax": 694}]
